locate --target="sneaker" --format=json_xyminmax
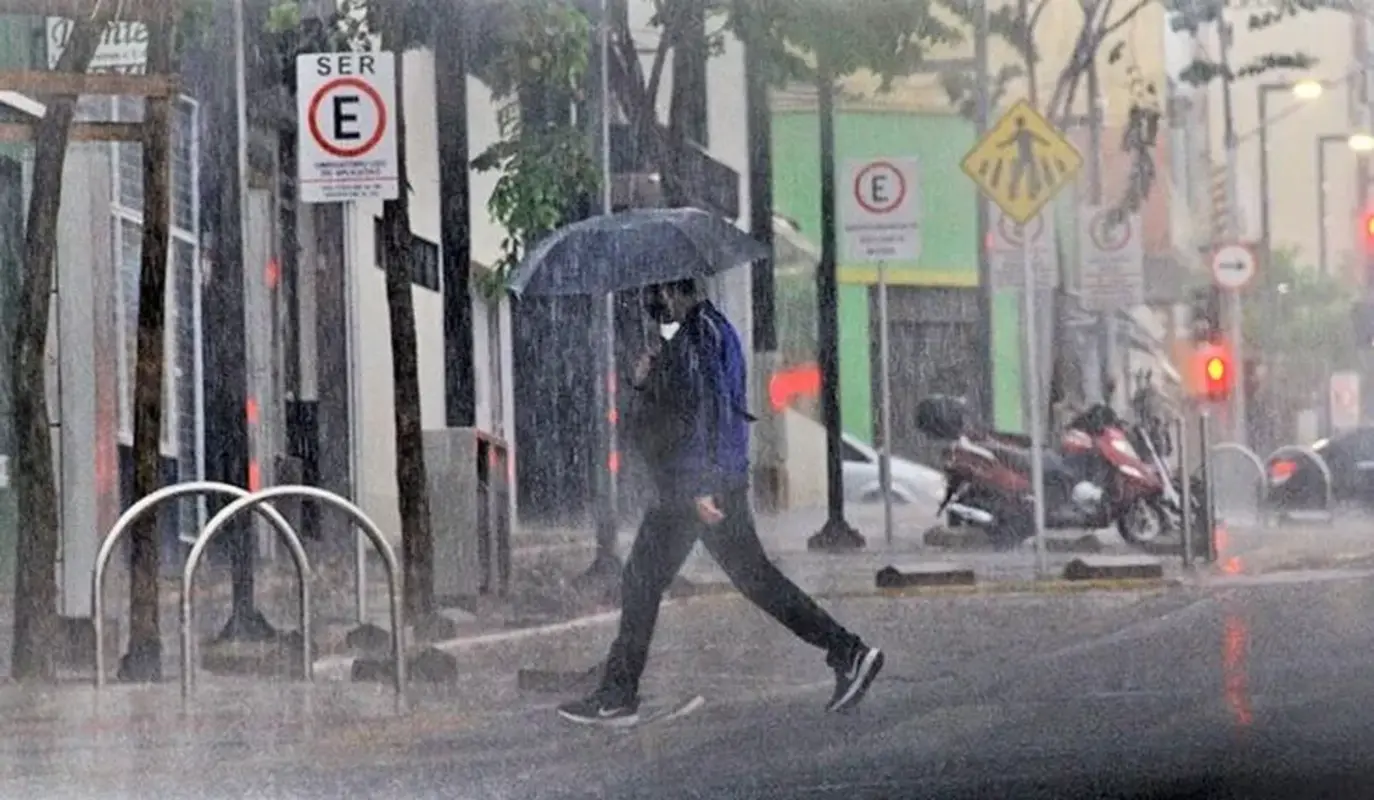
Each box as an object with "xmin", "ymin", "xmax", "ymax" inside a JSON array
[
  {"xmin": 556, "ymin": 692, "xmax": 640, "ymax": 727},
  {"xmin": 826, "ymin": 644, "xmax": 884, "ymax": 712}
]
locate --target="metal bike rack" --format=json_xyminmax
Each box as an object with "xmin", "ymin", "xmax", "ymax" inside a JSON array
[
  {"xmin": 1209, "ymin": 443, "xmax": 1266, "ymax": 527},
  {"xmin": 182, "ymin": 486, "xmax": 406, "ymax": 707},
  {"xmin": 91, "ymin": 481, "xmax": 309, "ymax": 689},
  {"xmin": 1263, "ymin": 444, "xmax": 1335, "ymax": 523}
]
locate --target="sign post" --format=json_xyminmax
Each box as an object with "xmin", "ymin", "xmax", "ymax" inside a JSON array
[
  {"xmin": 295, "ymin": 52, "xmax": 399, "ymax": 203},
  {"xmin": 841, "ymin": 157, "xmax": 921, "ymax": 548},
  {"xmin": 961, "ymin": 99, "xmax": 1082, "ymax": 576},
  {"xmin": 1211, "ymin": 242, "xmax": 1256, "ymax": 440}
]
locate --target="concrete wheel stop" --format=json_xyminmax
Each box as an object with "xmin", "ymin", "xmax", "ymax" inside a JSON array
[
  {"xmin": 875, "ymin": 563, "xmax": 977, "ymax": 589},
  {"xmin": 352, "ymin": 646, "xmax": 460, "ymax": 684},
  {"xmin": 1061, "ymin": 555, "xmax": 1165, "ymax": 582}
]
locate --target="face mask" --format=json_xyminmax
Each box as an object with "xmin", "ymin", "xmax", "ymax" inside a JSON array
[
  {"xmin": 645, "ymin": 297, "xmax": 672, "ymax": 323},
  {"xmin": 659, "ymin": 322, "xmax": 681, "ymax": 340}
]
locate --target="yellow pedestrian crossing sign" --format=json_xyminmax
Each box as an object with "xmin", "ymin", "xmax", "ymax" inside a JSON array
[{"xmin": 961, "ymin": 99, "xmax": 1083, "ymax": 224}]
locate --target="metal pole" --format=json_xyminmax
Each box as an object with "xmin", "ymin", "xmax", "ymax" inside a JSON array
[
  {"xmin": 1087, "ymin": 47, "xmax": 1115, "ymax": 407},
  {"xmin": 1178, "ymin": 416, "xmax": 1193, "ymax": 570},
  {"xmin": 877, "ymin": 261, "xmax": 893, "ymax": 547},
  {"xmin": 1258, "ymin": 87, "xmax": 1272, "ymax": 257},
  {"xmin": 974, "ymin": 0, "xmax": 993, "ymax": 420},
  {"xmin": 1318, "ymin": 136, "xmax": 1329, "ymax": 275},
  {"xmin": 1023, "ymin": 235, "xmax": 1048, "ymax": 576},
  {"xmin": 1199, "ymin": 411, "xmax": 1217, "ymax": 563},
  {"xmin": 1220, "ymin": 19, "xmax": 1246, "ymax": 445}
]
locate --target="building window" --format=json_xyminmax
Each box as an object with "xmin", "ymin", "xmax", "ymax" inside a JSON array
[
  {"xmin": 108, "ymin": 95, "xmax": 204, "ymax": 540},
  {"xmin": 373, "ymin": 217, "xmax": 441, "ymax": 292}
]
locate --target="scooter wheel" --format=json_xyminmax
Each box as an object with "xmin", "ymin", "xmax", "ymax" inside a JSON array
[{"xmin": 1117, "ymin": 498, "xmax": 1167, "ymax": 545}]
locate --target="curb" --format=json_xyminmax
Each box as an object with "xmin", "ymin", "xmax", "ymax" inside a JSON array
[{"xmin": 683, "ymin": 577, "xmax": 1182, "ymax": 599}]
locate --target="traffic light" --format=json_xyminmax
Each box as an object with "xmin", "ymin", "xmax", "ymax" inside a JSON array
[
  {"xmin": 1363, "ymin": 209, "xmax": 1374, "ymax": 252},
  {"xmin": 1188, "ymin": 286, "xmax": 1223, "ymax": 342},
  {"xmin": 1195, "ymin": 340, "xmax": 1234, "ymax": 402}
]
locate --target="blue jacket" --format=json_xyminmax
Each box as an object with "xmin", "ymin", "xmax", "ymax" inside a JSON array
[{"xmin": 630, "ymin": 301, "xmax": 751, "ymax": 500}]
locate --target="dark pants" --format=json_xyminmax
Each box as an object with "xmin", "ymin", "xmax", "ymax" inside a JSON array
[{"xmin": 600, "ymin": 487, "xmax": 860, "ymax": 702}]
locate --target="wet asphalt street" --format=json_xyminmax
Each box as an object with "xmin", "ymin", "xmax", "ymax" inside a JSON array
[{"xmin": 7, "ymin": 566, "xmax": 1374, "ymax": 798}]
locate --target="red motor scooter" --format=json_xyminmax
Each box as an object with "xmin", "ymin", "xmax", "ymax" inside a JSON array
[{"xmin": 917, "ymin": 396, "xmax": 1174, "ymax": 549}]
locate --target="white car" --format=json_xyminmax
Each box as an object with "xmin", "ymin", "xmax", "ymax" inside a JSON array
[{"xmin": 840, "ymin": 433, "xmax": 946, "ymax": 506}]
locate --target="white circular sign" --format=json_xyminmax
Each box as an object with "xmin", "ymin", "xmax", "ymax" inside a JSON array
[
  {"xmin": 1211, "ymin": 244, "xmax": 1256, "ymax": 290},
  {"xmin": 852, "ymin": 161, "xmax": 908, "ymax": 215}
]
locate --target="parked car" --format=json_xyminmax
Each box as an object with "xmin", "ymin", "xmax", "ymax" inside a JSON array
[
  {"xmin": 1267, "ymin": 427, "xmax": 1374, "ymax": 514},
  {"xmin": 840, "ymin": 433, "xmax": 945, "ymax": 506}
]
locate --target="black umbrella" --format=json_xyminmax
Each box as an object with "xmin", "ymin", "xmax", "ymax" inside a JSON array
[{"xmin": 506, "ymin": 207, "xmax": 769, "ymax": 297}]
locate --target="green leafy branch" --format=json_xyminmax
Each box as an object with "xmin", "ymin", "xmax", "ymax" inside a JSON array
[
  {"xmin": 470, "ymin": 3, "xmax": 600, "ymax": 300},
  {"xmin": 471, "ymin": 129, "xmax": 600, "ymax": 298}
]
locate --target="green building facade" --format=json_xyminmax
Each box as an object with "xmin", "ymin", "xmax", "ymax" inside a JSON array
[{"xmin": 772, "ymin": 108, "xmax": 1027, "ymax": 454}]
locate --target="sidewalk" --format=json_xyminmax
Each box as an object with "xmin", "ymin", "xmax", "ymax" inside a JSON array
[{"xmin": 42, "ymin": 500, "xmax": 1360, "ymax": 684}]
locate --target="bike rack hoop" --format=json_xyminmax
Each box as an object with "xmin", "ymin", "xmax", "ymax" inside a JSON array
[
  {"xmin": 91, "ymin": 481, "xmax": 310, "ymax": 689},
  {"xmin": 181, "ymin": 486, "xmax": 406, "ymax": 709},
  {"xmin": 1262, "ymin": 444, "xmax": 1335, "ymax": 522}
]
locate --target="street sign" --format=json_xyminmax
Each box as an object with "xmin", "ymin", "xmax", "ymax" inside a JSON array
[
  {"xmin": 841, "ymin": 158, "xmax": 921, "ymax": 263},
  {"xmin": 1330, "ymin": 370, "xmax": 1361, "ymax": 431},
  {"xmin": 1211, "ymin": 243, "xmax": 1257, "ymax": 290},
  {"xmin": 1078, "ymin": 205, "xmax": 1143, "ymax": 311},
  {"xmin": 961, "ymin": 99, "xmax": 1083, "ymax": 224},
  {"xmin": 989, "ymin": 207, "xmax": 1059, "ymax": 289},
  {"xmin": 296, "ymin": 52, "xmax": 399, "ymax": 204},
  {"xmin": 46, "ymin": 17, "xmax": 147, "ymax": 73}
]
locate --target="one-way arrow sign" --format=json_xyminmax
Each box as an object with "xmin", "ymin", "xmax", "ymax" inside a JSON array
[{"xmin": 1211, "ymin": 243, "xmax": 1257, "ymax": 290}]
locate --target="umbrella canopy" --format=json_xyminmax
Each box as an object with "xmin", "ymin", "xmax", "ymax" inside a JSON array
[{"xmin": 506, "ymin": 207, "xmax": 769, "ymax": 297}]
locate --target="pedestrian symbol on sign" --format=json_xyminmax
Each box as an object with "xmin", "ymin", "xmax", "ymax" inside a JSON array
[{"xmin": 961, "ymin": 99, "xmax": 1083, "ymax": 225}]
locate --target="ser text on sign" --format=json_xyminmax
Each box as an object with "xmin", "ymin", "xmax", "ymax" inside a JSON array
[{"xmin": 296, "ymin": 52, "xmax": 399, "ymax": 204}]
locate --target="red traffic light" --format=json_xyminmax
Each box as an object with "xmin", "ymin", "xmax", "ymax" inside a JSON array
[{"xmin": 1195, "ymin": 341, "xmax": 1233, "ymax": 402}]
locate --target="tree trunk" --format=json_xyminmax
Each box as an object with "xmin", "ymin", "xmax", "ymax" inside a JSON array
[
  {"xmin": 377, "ymin": 44, "xmax": 434, "ymax": 620},
  {"xmin": 119, "ymin": 6, "xmax": 177, "ymax": 682},
  {"xmin": 9, "ymin": 14, "xmax": 103, "ymax": 682}
]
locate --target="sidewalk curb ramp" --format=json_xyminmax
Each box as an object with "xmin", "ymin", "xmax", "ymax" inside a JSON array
[
  {"xmin": 874, "ymin": 563, "xmax": 977, "ymax": 589},
  {"xmin": 1062, "ymin": 555, "xmax": 1165, "ymax": 582}
]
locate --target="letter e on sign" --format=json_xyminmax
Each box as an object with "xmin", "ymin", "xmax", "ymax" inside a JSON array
[{"xmin": 296, "ymin": 51, "xmax": 400, "ymax": 204}]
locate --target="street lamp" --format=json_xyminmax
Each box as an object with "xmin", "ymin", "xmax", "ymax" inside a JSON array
[
  {"xmin": 1316, "ymin": 132, "xmax": 1374, "ymax": 274},
  {"xmin": 1292, "ymin": 78, "xmax": 1325, "ymax": 101}
]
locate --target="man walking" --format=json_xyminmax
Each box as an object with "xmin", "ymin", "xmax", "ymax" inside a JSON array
[{"xmin": 558, "ymin": 278, "xmax": 884, "ymax": 727}]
